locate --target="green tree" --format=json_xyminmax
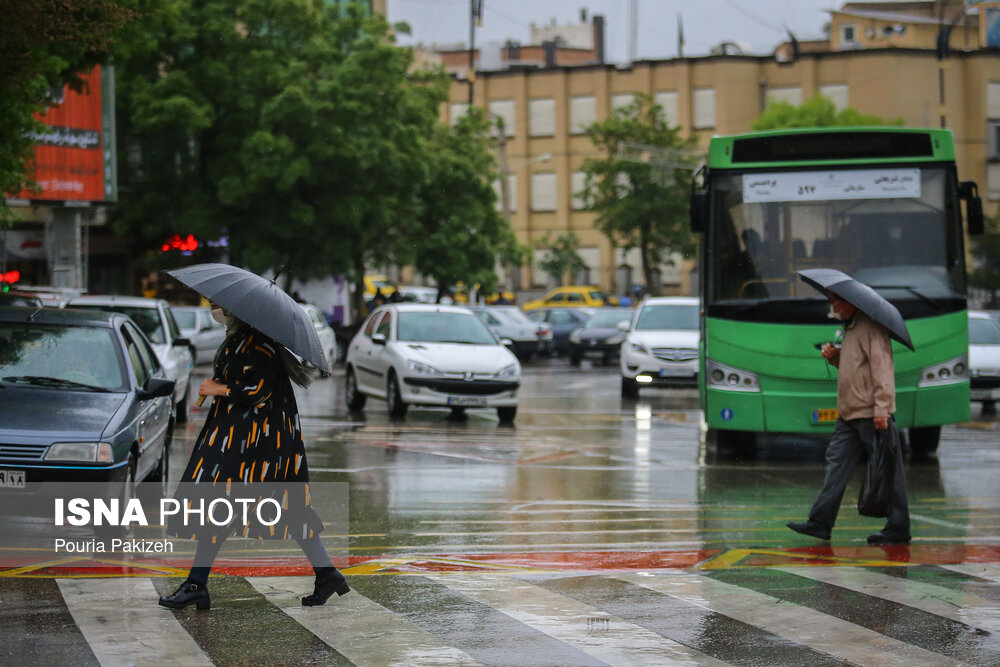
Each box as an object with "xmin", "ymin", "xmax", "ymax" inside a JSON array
[
  {"xmin": 752, "ymin": 94, "xmax": 902, "ymax": 130},
  {"xmin": 406, "ymin": 108, "xmax": 522, "ymax": 297},
  {"xmin": 581, "ymin": 94, "xmax": 696, "ymax": 294},
  {"xmin": 0, "ymin": 0, "xmax": 133, "ymax": 221},
  {"xmin": 535, "ymin": 232, "xmax": 586, "ymax": 286}
]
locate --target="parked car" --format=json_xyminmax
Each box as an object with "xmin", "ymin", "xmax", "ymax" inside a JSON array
[
  {"xmin": 172, "ymin": 305, "xmax": 226, "ymax": 365},
  {"xmin": 469, "ymin": 305, "xmax": 550, "ymax": 360},
  {"xmin": 620, "ymin": 297, "xmax": 700, "ymax": 397},
  {"xmin": 0, "ymin": 291, "xmax": 44, "ymax": 307},
  {"xmin": 568, "ymin": 308, "xmax": 634, "ymax": 365},
  {"xmin": 526, "ymin": 307, "xmax": 593, "ymax": 355},
  {"xmin": 0, "ymin": 306, "xmax": 175, "ymax": 491},
  {"xmin": 522, "ymin": 286, "xmax": 616, "ymax": 311},
  {"xmin": 969, "ymin": 310, "xmax": 1000, "ymax": 414},
  {"xmin": 66, "ymin": 295, "xmax": 193, "ymax": 422},
  {"xmin": 363, "ymin": 274, "xmax": 396, "ymax": 301},
  {"xmin": 396, "ymin": 285, "xmax": 439, "ymax": 303},
  {"xmin": 301, "ymin": 303, "xmax": 338, "ymax": 372},
  {"xmin": 344, "ymin": 304, "xmax": 520, "ymax": 422}
]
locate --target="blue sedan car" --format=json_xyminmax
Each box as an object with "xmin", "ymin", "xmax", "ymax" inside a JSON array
[{"xmin": 0, "ymin": 306, "xmax": 175, "ymax": 493}]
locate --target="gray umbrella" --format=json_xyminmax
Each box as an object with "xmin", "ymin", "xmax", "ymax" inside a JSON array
[
  {"xmin": 797, "ymin": 268, "xmax": 914, "ymax": 351},
  {"xmin": 165, "ymin": 263, "xmax": 327, "ymax": 369}
]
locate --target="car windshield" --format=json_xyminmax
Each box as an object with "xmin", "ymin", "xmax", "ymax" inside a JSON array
[
  {"xmin": 635, "ymin": 304, "xmax": 698, "ymax": 331},
  {"xmin": 73, "ymin": 305, "xmax": 165, "ymax": 344},
  {"xmin": 173, "ymin": 310, "xmax": 197, "ymax": 329},
  {"xmin": 0, "ymin": 323, "xmax": 127, "ymax": 391},
  {"xmin": 586, "ymin": 309, "xmax": 632, "ymax": 328},
  {"xmin": 494, "ymin": 309, "xmax": 532, "ymax": 325},
  {"xmin": 970, "ymin": 317, "xmax": 1000, "ymax": 345},
  {"xmin": 397, "ymin": 311, "xmax": 497, "ymax": 345}
]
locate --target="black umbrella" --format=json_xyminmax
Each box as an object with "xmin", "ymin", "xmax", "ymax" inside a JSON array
[
  {"xmin": 797, "ymin": 268, "xmax": 915, "ymax": 351},
  {"xmin": 165, "ymin": 263, "xmax": 327, "ymax": 369}
]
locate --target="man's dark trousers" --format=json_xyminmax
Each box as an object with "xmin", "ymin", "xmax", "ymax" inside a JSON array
[{"xmin": 808, "ymin": 417, "xmax": 910, "ymax": 535}]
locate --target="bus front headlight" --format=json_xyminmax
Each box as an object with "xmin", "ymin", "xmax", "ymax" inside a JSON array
[
  {"xmin": 706, "ymin": 359, "xmax": 760, "ymax": 392},
  {"xmin": 919, "ymin": 354, "xmax": 968, "ymax": 387}
]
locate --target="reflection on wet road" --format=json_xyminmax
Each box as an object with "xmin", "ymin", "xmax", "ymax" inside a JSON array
[{"xmin": 1, "ymin": 358, "xmax": 998, "ymax": 665}]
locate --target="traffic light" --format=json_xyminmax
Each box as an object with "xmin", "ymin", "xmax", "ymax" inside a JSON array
[
  {"xmin": 161, "ymin": 234, "xmax": 199, "ymax": 253},
  {"xmin": 1, "ymin": 270, "xmax": 21, "ymax": 291}
]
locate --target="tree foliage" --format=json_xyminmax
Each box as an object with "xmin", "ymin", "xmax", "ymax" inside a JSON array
[
  {"xmin": 0, "ymin": 0, "xmax": 133, "ymax": 220},
  {"xmin": 581, "ymin": 94, "xmax": 696, "ymax": 294},
  {"xmin": 752, "ymin": 94, "xmax": 902, "ymax": 130},
  {"xmin": 535, "ymin": 232, "xmax": 586, "ymax": 286}
]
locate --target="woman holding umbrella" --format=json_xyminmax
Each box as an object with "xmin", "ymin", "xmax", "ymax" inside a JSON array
[{"xmin": 158, "ymin": 264, "xmax": 349, "ymax": 611}]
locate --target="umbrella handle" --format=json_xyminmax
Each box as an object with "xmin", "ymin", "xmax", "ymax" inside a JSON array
[{"xmin": 195, "ymin": 395, "xmax": 207, "ymax": 407}]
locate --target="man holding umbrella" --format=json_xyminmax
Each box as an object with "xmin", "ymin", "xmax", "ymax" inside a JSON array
[{"xmin": 787, "ymin": 269, "xmax": 912, "ymax": 545}]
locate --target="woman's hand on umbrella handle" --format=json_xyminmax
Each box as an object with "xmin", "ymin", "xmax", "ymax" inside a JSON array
[{"xmin": 196, "ymin": 378, "xmax": 228, "ymax": 406}]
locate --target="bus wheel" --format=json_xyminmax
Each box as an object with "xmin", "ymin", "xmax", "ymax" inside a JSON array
[
  {"xmin": 714, "ymin": 429, "xmax": 756, "ymax": 458},
  {"xmin": 908, "ymin": 426, "xmax": 940, "ymax": 458}
]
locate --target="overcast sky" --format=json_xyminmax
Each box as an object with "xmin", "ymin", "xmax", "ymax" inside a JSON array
[{"xmin": 387, "ymin": 0, "xmax": 839, "ymax": 62}]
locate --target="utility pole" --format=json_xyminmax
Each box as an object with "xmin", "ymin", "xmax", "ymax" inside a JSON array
[
  {"xmin": 468, "ymin": 0, "xmax": 483, "ymax": 104},
  {"xmin": 629, "ymin": 0, "xmax": 638, "ymax": 63},
  {"xmin": 496, "ymin": 116, "xmax": 514, "ymax": 288}
]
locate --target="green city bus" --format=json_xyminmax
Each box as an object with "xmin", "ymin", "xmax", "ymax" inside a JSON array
[{"xmin": 690, "ymin": 127, "xmax": 984, "ymax": 455}]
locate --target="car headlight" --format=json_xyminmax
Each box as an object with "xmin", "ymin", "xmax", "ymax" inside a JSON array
[
  {"xmin": 628, "ymin": 340, "xmax": 650, "ymax": 355},
  {"xmin": 919, "ymin": 354, "xmax": 968, "ymax": 387},
  {"xmin": 495, "ymin": 363, "xmax": 519, "ymax": 380},
  {"xmin": 606, "ymin": 333, "xmax": 626, "ymax": 345},
  {"xmin": 408, "ymin": 360, "xmax": 441, "ymax": 376},
  {"xmin": 45, "ymin": 442, "xmax": 114, "ymax": 463},
  {"xmin": 705, "ymin": 359, "xmax": 760, "ymax": 392}
]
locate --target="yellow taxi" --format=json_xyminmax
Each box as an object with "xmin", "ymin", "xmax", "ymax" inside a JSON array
[
  {"xmin": 452, "ymin": 283, "xmax": 515, "ymax": 305},
  {"xmin": 522, "ymin": 286, "xmax": 615, "ymax": 311},
  {"xmin": 363, "ymin": 275, "xmax": 396, "ymax": 301}
]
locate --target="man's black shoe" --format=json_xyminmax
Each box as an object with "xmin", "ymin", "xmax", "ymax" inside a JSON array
[
  {"xmin": 786, "ymin": 521, "xmax": 831, "ymax": 541},
  {"xmin": 867, "ymin": 531, "xmax": 911, "ymax": 544}
]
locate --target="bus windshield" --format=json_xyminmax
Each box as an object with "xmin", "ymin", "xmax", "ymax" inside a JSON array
[{"xmin": 707, "ymin": 167, "xmax": 966, "ymax": 320}]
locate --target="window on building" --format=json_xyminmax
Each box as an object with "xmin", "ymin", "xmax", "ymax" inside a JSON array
[
  {"xmin": 489, "ymin": 99, "xmax": 516, "ymax": 137},
  {"xmin": 988, "ymin": 82, "xmax": 1000, "ymax": 119},
  {"xmin": 571, "ymin": 171, "xmax": 588, "ymax": 210},
  {"xmin": 766, "ymin": 86, "xmax": 803, "ymax": 107},
  {"xmin": 529, "ymin": 98, "xmax": 556, "ymax": 137},
  {"xmin": 530, "ymin": 172, "xmax": 557, "ymax": 211},
  {"xmin": 492, "ymin": 174, "xmax": 518, "ymax": 212},
  {"xmin": 693, "ymin": 88, "xmax": 715, "ymax": 129},
  {"xmin": 819, "ymin": 84, "xmax": 849, "ymax": 111},
  {"xmin": 449, "ymin": 102, "xmax": 469, "ymax": 126},
  {"xmin": 569, "ymin": 96, "xmax": 596, "ymax": 134},
  {"xmin": 611, "ymin": 93, "xmax": 635, "ymax": 112},
  {"xmin": 840, "ymin": 24, "xmax": 858, "ymax": 46},
  {"xmin": 654, "ymin": 91, "xmax": 679, "ymax": 127}
]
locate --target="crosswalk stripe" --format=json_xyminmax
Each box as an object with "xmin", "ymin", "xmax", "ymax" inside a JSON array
[
  {"xmin": 941, "ymin": 563, "xmax": 1000, "ymax": 584},
  {"xmin": 431, "ymin": 574, "xmax": 728, "ymax": 666},
  {"xmin": 777, "ymin": 566, "xmax": 1000, "ymax": 635},
  {"xmin": 250, "ymin": 577, "xmax": 483, "ymax": 666},
  {"xmin": 616, "ymin": 571, "xmax": 965, "ymax": 667},
  {"xmin": 56, "ymin": 578, "xmax": 213, "ymax": 666}
]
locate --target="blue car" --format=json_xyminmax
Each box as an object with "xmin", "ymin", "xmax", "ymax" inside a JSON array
[{"xmin": 0, "ymin": 306, "xmax": 175, "ymax": 492}]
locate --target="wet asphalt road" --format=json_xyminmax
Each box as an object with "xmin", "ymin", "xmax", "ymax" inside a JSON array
[{"xmin": 1, "ymin": 356, "xmax": 998, "ymax": 666}]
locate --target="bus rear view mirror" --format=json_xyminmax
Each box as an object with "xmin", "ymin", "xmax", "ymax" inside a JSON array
[
  {"xmin": 959, "ymin": 181, "xmax": 984, "ymax": 235},
  {"xmin": 690, "ymin": 191, "xmax": 708, "ymax": 233}
]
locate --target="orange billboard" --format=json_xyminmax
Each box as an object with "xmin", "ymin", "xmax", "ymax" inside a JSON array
[{"xmin": 12, "ymin": 66, "xmax": 112, "ymax": 203}]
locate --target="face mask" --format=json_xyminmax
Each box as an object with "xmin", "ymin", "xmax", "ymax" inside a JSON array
[{"xmin": 211, "ymin": 307, "xmax": 226, "ymax": 325}]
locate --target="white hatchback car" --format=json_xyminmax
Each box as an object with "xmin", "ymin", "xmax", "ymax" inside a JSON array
[
  {"xmin": 969, "ymin": 310, "xmax": 1000, "ymax": 413},
  {"xmin": 300, "ymin": 303, "xmax": 338, "ymax": 371},
  {"xmin": 173, "ymin": 305, "xmax": 226, "ymax": 364},
  {"xmin": 67, "ymin": 295, "xmax": 194, "ymax": 421},
  {"xmin": 619, "ymin": 296, "xmax": 700, "ymax": 397},
  {"xmin": 345, "ymin": 304, "xmax": 520, "ymax": 421}
]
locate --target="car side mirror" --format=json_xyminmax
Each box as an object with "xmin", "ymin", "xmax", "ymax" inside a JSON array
[
  {"xmin": 173, "ymin": 337, "xmax": 196, "ymax": 358},
  {"xmin": 617, "ymin": 321, "xmax": 631, "ymax": 331},
  {"xmin": 372, "ymin": 333, "xmax": 387, "ymax": 346},
  {"xmin": 500, "ymin": 338, "xmax": 513, "ymax": 347},
  {"xmin": 139, "ymin": 377, "xmax": 174, "ymax": 400}
]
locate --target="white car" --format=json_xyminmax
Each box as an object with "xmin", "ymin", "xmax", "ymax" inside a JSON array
[
  {"xmin": 67, "ymin": 295, "xmax": 194, "ymax": 421},
  {"xmin": 969, "ymin": 310, "xmax": 1000, "ymax": 413},
  {"xmin": 173, "ymin": 305, "xmax": 226, "ymax": 364},
  {"xmin": 300, "ymin": 303, "xmax": 338, "ymax": 372},
  {"xmin": 619, "ymin": 296, "xmax": 700, "ymax": 398},
  {"xmin": 396, "ymin": 285, "xmax": 439, "ymax": 303},
  {"xmin": 469, "ymin": 305, "xmax": 550, "ymax": 360},
  {"xmin": 345, "ymin": 304, "xmax": 520, "ymax": 421}
]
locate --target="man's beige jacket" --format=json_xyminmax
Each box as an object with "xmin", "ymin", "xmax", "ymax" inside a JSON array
[{"xmin": 828, "ymin": 311, "xmax": 896, "ymax": 420}]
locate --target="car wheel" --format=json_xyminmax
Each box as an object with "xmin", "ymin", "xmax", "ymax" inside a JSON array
[
  {"xmin": 95, "ymin": 453, "xmax": 136, "ymax": 541},
  {"xmin": 387, "ymin": 371, "xmax": 407, "ymax": 419},
  {"xmin": 176, "ymin": 388, "xmax": 189, "ymax": 423},
  {"xmin": 345, "ymin": 367, "xmax": 367, "ymax": 412},
  {"xmin": 908, "ymin": 425, "xmax": 941, "ymax": 458},
  {"xmin": 497, "ymin": 406, "xmax": 517, "ymax": 422},
  {"xmin": 621, "ymin": 376, "xmax": 639, "ymax": 398},
  {"xmin": 449, "ymin": 407, "xmax": 467, "ymax": 420},
  {"xmin": 569, "ymin": 353, "xmax": 581, "ymax": 366}
]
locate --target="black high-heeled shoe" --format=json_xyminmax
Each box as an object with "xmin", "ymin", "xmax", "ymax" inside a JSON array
[
  {"xmin": 158, "ymin": 580, "xmax": 211, "ymax": 610},
  {"xmin": 301, "ymin": 568, "xmax": 350, "ymax": 606}
]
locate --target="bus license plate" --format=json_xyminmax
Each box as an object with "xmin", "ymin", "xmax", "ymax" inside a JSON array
[
  {"xmin": 0, "ymin": 469, "xmax": 26, "ymax": 488},
  {"xmin": 812, "ymin": 409, "xmax": 839, "ymax": 423},
  {"xmin": 447, "ymin": 396, "xmax": 486, "ymax": 407}
]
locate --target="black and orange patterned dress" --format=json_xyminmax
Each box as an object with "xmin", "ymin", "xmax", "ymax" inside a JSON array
[{"xmin": 169, "ymin": 326, "xmax": 324, "ymax": 542}]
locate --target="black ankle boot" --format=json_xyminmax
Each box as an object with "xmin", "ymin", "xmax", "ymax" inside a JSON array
[
  {"xmin": 159, "ymin": 579, "xmax": 211, "ymax": 610},
  {"xmin": 302, "ymin": 567, "xmax": 350, "ymax": 606}
]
